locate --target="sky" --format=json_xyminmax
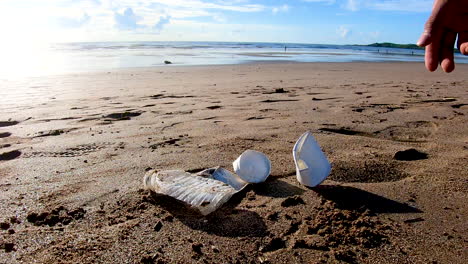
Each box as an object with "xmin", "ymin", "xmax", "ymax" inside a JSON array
[{"xmin": 0, "ymin": 0, "xmax": 434, "ymax": 45}]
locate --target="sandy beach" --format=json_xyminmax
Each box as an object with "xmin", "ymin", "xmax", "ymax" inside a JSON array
[{"xmin": 1, "ymin": 62, "xmax": 467, "ymax": 263}]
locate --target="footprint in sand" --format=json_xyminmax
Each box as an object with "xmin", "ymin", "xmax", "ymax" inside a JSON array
[
  {"xmin": 147, "ymin": 94, "xmax": 195, "ymax": 100},
  {"xmin": 149, "ymin": 135, "xmax": 190, "ymax": 149},
  {"xmin": 451, "ymin": 103, "xmax": 467, "ymax": 109},
  {"xmin": 320, "ymin": 121, "xmax": 437, "ymax": 143},
  {"xmin": 351, "ymin": 104, "xmax": 405, "ymax": 114},
  {"xmin": 260, "ymin": 99, "xmax": 299, "ymax": 103},
  {"xmin": 0, "ymin": 121, "xmax": 19, "ymax": 127},
  {"xmin": 23, "ymin": 142, "xmax": 114, "ymax": 158},
  {"xmin": 319, "ymin": 127, "xmax": 370, "ymax": 137},
  {"xmin": 329, "ymin": 160, "xmax": 409, "ymax": 183},
  {"xmin": 312, "ymin": 97, "xmax": 343, "ymax": 101},
  {"xmin": 421, "ymin": 98, "xmax": 457, "ymax": 103},
  {"xmin": 33, "ymin": 128, "xmax": 78, "ymax": 138},
  {"xmin": 0, "ymin": 150, "xmax": 21, "ymax": 161},
  {"xmin": 100, "ymin": 96, "xmax": 118, "ymax": 101},
  {"xmin": 261, "ymin": 88, "xmax": 289, "ymax": 94},
  {"xmin": 27, "ymin": 206, "xmax": 85, "ymax": 227},
  {"xmin": 39, "ymin": 117, "xmax": 80, "ymax": 122},
  {"xmin": 164, "ymin": 110, "xmax": 193, "ymax": 115},
  {"xmin": 405, "ymin": 97, "xmax": 458, "ymax": 104},
  {"xmin": 102, "ymin": 111, "xmax": 143, "ymax": 121},
  {"xmin": 375, "ymin": 121, "xmax": 438, "ymax": 142},
  {"xmin": 206, "ymin": 105, "xmax": 222, "ymax": 110},
  {"xmin": 0, "ymin": 132, "xmax": 12, "ymax": 138},
  {"xmin": 70, "ymin": 106, "xmax": 88, "ymax": 110},
  {"xmin": 245, "ymin": 116, "xmax": 266, "ymax": 121}
]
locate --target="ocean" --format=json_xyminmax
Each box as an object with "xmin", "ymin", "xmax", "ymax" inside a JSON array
[{"xmin": 2, "ymin": 41, "xmax": 468, "ymax": 77}]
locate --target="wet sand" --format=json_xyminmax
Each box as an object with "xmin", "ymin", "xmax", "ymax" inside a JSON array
[{"xmin": 0, "ymin": 62, "xmax": 467, "ymax": 263}]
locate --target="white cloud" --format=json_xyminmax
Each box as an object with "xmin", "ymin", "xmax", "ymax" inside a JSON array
[
  {"xmin": 272, "ymin": 4, "xmax": 289, "ymax": 14},
  {"xmin": 301, "ymin": 0, "xmax": 432, "ymax": 12},
  {"xmin": 137, "ymin": 0, "xmax": 265, "ymax": 13},
  {"xmin": 369, "ymin": 31, "xmax": 381, "ymax": 39},
  {"xmin": 338, "ymin": 25, "xmax": 351, "ymax": 38},
  {"xmin": 342, "ymin": 0, "xmax": 432, "ymax": 12},
  {"xmin": 114, "ymin": 8, "xmax": 142, "ymax": 30},
  {"xmin": 302, "ymin": 0, "xmax": 336, "ymax": 4},
  {"xmin": 0, "ymin": 0, "xmax": 275, "ymax": 42},
  {"xmin": 212, "ymin": 13, "xmax": 227, "ymax": 23},
  {"xmin": 153, "ymin": 15, "xmax": 171, "ymax": 33},
  {"xmin": 57, "ymin": 13, "xmax": 90, "ymax": 28},
  {"xmin": 166, "ymin": 19, "xmax": 291, "ymax": 42},
  {"xmin": 371, "ymin": 0, "xmax": 432, "ymax": 12},
  {"xmin": 343, "ymin": 0, "xmax": 360, "ymax": 11}
]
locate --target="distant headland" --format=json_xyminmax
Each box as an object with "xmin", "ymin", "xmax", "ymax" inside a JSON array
[
  {"xmin": 364, "ymin": 42, "xmax": 460, "ymax": 53},
  {"xmin": 366, "ymin": 42, "xmax": 423, "ymax": 50}
]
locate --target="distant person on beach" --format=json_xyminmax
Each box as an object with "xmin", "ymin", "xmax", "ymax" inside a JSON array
[{"xmin": 417, "ymin": 0, "xmax": 468, "ymax": 72}]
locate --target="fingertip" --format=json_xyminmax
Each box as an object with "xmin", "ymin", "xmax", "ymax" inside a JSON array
[
  {"xmin": 457, "ymin": 33, "xmax": 468, "ymax": 55},
  {"xmin": 424, "ymin": 44, "xmax": 438, "ymax": 72},
  {"xmin": 417, "ymin": 33, "xmax": 431, "ymax": 47},
  {"xmin": 461, "ymin": 44, "xmax": 468, "ymax": 55},
  {"xmin": 426, "ymin": 61, "xmax": 438, "ymax": 72},
  {"xmin": 441, "ymin": 60, "xmax": 454, "ymax": 73}
]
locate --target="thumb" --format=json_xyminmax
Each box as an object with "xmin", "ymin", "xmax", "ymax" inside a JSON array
[
  {"xmin": 417, "ymin": 0, "xmax": 447, "ymax": 47},
  {"xmin": 417, "ymin": 32, "xmax": 432, "ymax": 47},
  {"xmin": 458, "ymin": 32, "xmax": 468, "ymax": 55}
]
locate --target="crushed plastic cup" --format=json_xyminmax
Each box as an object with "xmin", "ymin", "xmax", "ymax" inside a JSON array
[
  {"xmin": 143, "ymin": 150, "xmax": 271, "ymax": 215},
  {"xmin": 292, "ymin": 131, "xmax": 331, "ymax": 187},
  {"xmin": 144, "ymin": 167, "xmax": 248, "ymax": 215}
]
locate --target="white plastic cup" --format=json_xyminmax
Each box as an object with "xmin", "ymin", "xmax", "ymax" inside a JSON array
[{"xmin": 233, "ymin": 150, "xmax": 271, "ymax": 183}]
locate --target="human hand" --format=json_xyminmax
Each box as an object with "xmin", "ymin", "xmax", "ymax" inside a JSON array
[{"xmin": 417, "ymin": 0, "xmax": 468, "ymax": 72}]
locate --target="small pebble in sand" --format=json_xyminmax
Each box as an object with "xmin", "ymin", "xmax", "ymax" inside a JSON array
[
  {"xmin": 2, "ymin": 242, "xmax": 15, "ymax": 252},
  {"xmin": 260, "ymin": 237, "xmax": 286, "ymax": 252},
  {"xmin": 192, "ymin": 243, "xmax": 203, "ymax": 254},
  {"xmin": 0, "ymin": 222, "xmax": 10, "ymax": 230},
  {"xmin": 211, "ymin": 245, "xmax": 220, "ymax": 253},
  {"xmin": 154, "ymin": 221, "xmax": 163, "ymax": 232},
  {"xmin": 281, "ymin": 196, "xmax": 305, "ymax": 207},
  {"xmin": 394, "ymin": 149, "xmax": 428, "ymax": 161},
  {"xmin": 274, "ymin": 88, "xmax": 287, "ymax": 93},
  {"xmin": 10, "ymin": 216, "xmax": 20, "ymax": 224},
  {"xmin": 163, "ymin": 215, "xmax": 174, "ymax": 222},
  {"xmin": 267, "ymin": 212, "xmax": 279, "ymax": 221}
]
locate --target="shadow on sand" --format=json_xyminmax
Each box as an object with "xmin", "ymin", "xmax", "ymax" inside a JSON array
[
  {"xmin": 253, "ymin": 179, "xmax": 305, "ymax": 198},
  {"xmin": 148, "ymin": 191, "xmax": 268, "ymax": 238},
  {"xmin": 312, "ymin": 185, "xmax": 422, "ymax": 214},
  {"xmin": 146, "ymin": 178, "xmax": 307, "ymax": 237}
]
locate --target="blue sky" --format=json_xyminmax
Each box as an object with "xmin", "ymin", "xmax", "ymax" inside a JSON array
[{"xmin": 0, "ymin": 0, "xmax": 434, "ymax": 44}]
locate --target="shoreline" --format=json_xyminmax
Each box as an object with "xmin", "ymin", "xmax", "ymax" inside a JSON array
[{"xmin": 2, "ymin": 60, "xmax": 466, "ymax": 79}]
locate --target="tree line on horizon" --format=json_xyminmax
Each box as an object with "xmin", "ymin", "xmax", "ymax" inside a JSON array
[{"xmin": 365, "ymin": 42, "xmax": 460, "ymax": 53}]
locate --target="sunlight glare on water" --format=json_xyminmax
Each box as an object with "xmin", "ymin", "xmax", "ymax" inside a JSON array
[
  {"xmin": 0, "ymin": 39, "xmax": 68, "ymax": 109},
  {"xmin": 0, "ymin": 40, "xmax": 66, "ymax": 78}
]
